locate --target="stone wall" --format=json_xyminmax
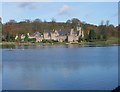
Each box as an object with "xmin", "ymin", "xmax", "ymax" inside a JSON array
[
  {"xmin": 67, "ymin": 35, "xmax": 79, "ymax": 42},
  {"xmin": 43, "ymin": 33, "xmax": 50, "ymax": 40},
  {"xmin": 57, "ymin": 36, "xmax": 67, "ymax": 42}
]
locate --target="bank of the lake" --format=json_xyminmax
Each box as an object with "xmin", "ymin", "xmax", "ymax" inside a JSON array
[
  {"xmin": 79, "ymin": 37, "xmax": 118, "ymax": 45},
  {"xmin": 1, "ymin": 37, "xmax": 119, "ymax": 46}
]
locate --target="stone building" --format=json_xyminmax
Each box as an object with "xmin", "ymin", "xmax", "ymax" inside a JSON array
[
  {"xmin": 17, "ymin": 23, "xmax": 84, "ymax": 43},
  {"xmin": 15, "ymin": 35, "xmax": 18, "ymax": 40},
  {"xmin": 67, "ymin": 23, "xmax": 84, "ymax": 43},
  {"xmin": 56, "ymin": 30, "xmax": 69, "ymax": 42},
  {"xmin": 21, "ymin": 34, "xmax": 25, "ymax": 40},
  {"xmin": 34, "ymin": 23, "xmax": 84, "ymax": 43},
  {"xmin": 43, "ymin": 32, "xmax": 51, "ymax": 40},
  {"xmin": 36, "ymin": 36, "xmax": 43, "ymax": 42},
  {"xmin": 27, "ymin": 32, "xmax": 43, "ymax": 42}
]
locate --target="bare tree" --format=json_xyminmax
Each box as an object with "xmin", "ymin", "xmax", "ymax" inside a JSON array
[
  {"xmin": 100, "ymin": 20, "xmax": 104, "ymax": 26},
  {"xmin": 106, "ymin": 20, "xmax": 110, "ymax": 26}
]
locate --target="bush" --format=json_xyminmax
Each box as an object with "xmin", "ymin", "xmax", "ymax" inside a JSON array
[
  {"xmin": 24, "ymin": 34, "xmax": 29, "ymax": 42},
  {"xmin": 6, "ymin": 33, "xmax": 15, "ymax": 42},
  {"xmin": 103, "ymin": 35, "xmax": 107, "ymax": 40},
  {"xmin": 42, "ymin": 39, "xmax": 50, "ymax": 43},
  {"xmin": 28, "ymin": 38, "xmax": 36, "ymax": 43},
  {"xmin": 42, "ymin": 39, "xmax": 58, "ymax": 43},
  {"xmin": 78, "ymin": 36, "xmax": 84, "ymax": 42}
]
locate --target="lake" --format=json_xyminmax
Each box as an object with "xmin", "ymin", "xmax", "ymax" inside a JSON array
[{"xmin": 2, "ymin": 44, "xmax": 118, "ymax": 90}]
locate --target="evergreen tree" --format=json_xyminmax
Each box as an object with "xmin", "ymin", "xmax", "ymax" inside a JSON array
[
  {"xmin": 89, "ymin": 29, "xmax": 97, "ymax": 41},
  {"xmin": 24, "ymin": 34, "xmax": 29, "ymax": 42}
]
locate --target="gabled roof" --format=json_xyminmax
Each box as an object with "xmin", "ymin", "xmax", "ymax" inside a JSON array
[
  {"xmin": 57, "ymin": 30, "xmax": 70, "ymax": 36},
  {"xmin": 43, "ymin": 29, "xmax": 81, "ymax": 36}
]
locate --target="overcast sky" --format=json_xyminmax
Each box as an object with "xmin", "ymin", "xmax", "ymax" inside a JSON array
[{"xmin": 1, "ymin": 2, "xmax": 118, "ymax": 26}]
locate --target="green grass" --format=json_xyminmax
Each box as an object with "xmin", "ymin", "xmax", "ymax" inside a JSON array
[
  {"xmin": 79, "ymin": 37, "xmax": 118, "ymax": 45},
  {"xmin": 1, "ymin": 37, "xmax": 119, "ymax": 46}
]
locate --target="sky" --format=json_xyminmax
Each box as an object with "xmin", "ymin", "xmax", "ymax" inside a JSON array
[{"xmin": 0, "ymin": 2, "xmax": 118, "ymax": 26}]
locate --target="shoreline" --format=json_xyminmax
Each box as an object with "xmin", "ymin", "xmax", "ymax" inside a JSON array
[
  {"xmin": 0, "ymin": 37, "xmax": 119, "ymax": 46},
  {"xmin": 1, "ymin": 37, "xmax": 119, "ymax": 46},
  {"xmin": 1, "ymin": 41, "xmax": 119, "ymax": 46}
]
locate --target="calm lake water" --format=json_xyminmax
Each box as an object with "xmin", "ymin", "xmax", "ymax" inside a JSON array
[{"xmin": 2, "ymin": 44, "xmax": 118, "ymax": 90}]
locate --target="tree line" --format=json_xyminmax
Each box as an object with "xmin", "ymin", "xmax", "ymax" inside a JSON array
[{"xmin": 1, "ymin": 18, "xmax": 119, "ymax": 42}]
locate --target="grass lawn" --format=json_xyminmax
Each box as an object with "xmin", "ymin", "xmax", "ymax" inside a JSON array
[{"xmin": 1, "ymin": 37, "xmax": 119, "ymax": 46}]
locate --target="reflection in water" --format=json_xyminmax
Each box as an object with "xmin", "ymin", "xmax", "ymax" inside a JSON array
[
  {"xmin": 2, "ymin": 44, "xmax": 117, "ymax": 49},
  {"xmin": 2, "ymin": 45, "xmax": 118, "ymax": 90}
]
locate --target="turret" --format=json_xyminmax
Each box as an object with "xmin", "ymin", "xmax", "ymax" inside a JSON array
[
  {"xmin": 70, "ymin": 29, "xmax": 74, "ymax": 35},
  {"xmin": 77, "ymin": 23, "xmax": 82, "ymax": 36},
  {"xmin": 77, "ymin": 23, "xmax": 81, "ymax": 31}
]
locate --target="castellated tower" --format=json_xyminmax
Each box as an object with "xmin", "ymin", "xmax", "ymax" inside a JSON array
[
  {"xmin": 77, "ymin": 23, "xmax": 84, "ymax": 37},
  {"xmin": 70, "ymin": 28, "xmax": 74, "ymax": 36},
  {"xmin": 77, "ymin": 23, "xmax": 82, "ymax": 36}
]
